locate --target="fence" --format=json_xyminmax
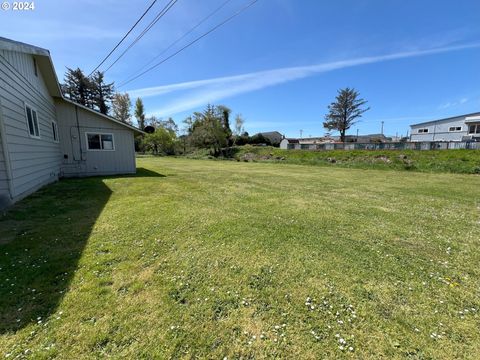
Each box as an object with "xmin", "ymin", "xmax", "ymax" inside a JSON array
[{"xmin": 289, "ymin": 141, "xmax": 480, "ymax": 151}]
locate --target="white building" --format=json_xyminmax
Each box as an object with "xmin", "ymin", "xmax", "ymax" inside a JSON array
[
  {"xmin": 0, "ymin": 37, "xmax": 144, "ymax": 209},
  {"xmin": 410, "ymin": 112, "xmax": 480, "ymax": 142}
]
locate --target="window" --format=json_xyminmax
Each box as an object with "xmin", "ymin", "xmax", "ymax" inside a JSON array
[
  {"xmin": 25, "ymin": 104, "xmax": 40, "ymax": 138},
  {"xmin": 449, "ymin": 126, "xmax": 462, "ymax": 132},
  {"xmin": 51, "ymin": 121, "xmax": 59, "ymax": 142},
  {"xmin": 86, "ymin": 133, "xmax": 114, "ymax": 151},
  {"xmin": 417, "ymin": 128, "xmax": 429, "ymax": 133},
  {"xmin": 33, "ymin": 57, "xmax": 38, "ymax": 77},
  {"xmin": 468, "ymin": 124, "xmax": 480, "ymax": 134}
]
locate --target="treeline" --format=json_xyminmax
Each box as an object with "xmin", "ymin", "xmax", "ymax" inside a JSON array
[{"xmin": 139, "ymin": 104, "xmax": 279, "ymax": 156}]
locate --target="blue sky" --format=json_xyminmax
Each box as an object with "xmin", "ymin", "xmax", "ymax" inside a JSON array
[{"xmin": 1, "ymin": 0, "xmax": 479, "ymax": 137}]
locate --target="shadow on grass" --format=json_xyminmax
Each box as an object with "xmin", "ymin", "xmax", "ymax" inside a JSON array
[
  {"xmin": 126, "ymin": 167, "xmax": 166, "ymax": 178},
  {"xmin": 0, "ymin": 168, "xmax": 165, "ymax": 334}
]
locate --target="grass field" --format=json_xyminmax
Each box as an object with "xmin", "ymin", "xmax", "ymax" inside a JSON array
[
  {"xmin": 190, "ymin": 145, "xmax": 480, "ymax": 174},
  {"xmin": 1, "ymin": 157, "xmax": 479, "ymax": 358}
]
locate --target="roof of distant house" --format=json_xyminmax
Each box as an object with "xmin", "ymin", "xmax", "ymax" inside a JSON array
[{"xmin": 410, "ymin": 111, "xmax": 480, "ymax": 127}]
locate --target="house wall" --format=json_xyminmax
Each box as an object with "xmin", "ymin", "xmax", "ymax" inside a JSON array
[
  {"xmin": 55, "ymin": 99, "xmax": 136, "ymax": 177},
  {"xmin": 0, "ymin": 50, "xmax": 61, "ymax": 202},
  {"xmin": 280, "ymin": 138, "xmax": 289, "ymax": 149},
  {"xmin": 0, "ymin": 114, "xmax": 10, "ymax": 208},
  {"xmin": 410, "ymin": 117, "xmax": 469, "ymax": 142}
]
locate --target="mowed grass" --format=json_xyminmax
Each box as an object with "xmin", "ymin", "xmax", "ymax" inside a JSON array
[{"xmin": 1, "ymin": 158, "xmax": 480, "ymax": 359}]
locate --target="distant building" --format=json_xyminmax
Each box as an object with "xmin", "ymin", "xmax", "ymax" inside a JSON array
[
  {"xmin": 280, "ymin": 133, "xmax": 391, "ymax": 149},
  {"xmin": 279, "ymin": 138, "xmax": 299, "ymax": 149},
  {"xmin": 280, "ymin": 137, "xmax": 335, "ymax": 150},
  {"xmin": 410, "ymin": 112, "xmax": 480, "ymax": 142},
  {"xmin": 258, "ymin": 131, "xmax": 283, "ymax": 145},
  {"xmin": 344, "ymin": 134, "xmax": 388, "ymax": 143}
]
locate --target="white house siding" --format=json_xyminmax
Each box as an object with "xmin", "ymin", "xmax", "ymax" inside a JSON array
[
  {"xmin": 0, "ymin": 125, "xmax": 10, "ymax": 207},
  {"xmin": 55, "ymin": 99, "xmax": 136, "ymax": 177},
  {"xmin": 0, "ymin": 51, "xmax": 61, "ymax": 201},
  {"xmin": 410, "ymin": 116, "xmax": 475, "ymax": 142}
]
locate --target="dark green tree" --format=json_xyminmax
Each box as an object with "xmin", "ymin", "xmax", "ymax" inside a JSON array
[
  {"xmin": 91, "ymin": 71, "xmax": 114, "ymax": 114},
  {"xmin": 217, "ymin": 105, "xmax": 233, "ymax": 144},
  {"xmin": 323, "ymin": 88, "xmax": 370, "ymax": 142},
  {"xmin": 61, "ymin": 67, "xmax": 93, "ymax": 107},
  {"xmin": 134, "ymin": 98, "xmax": 146, "ymax": 130}
]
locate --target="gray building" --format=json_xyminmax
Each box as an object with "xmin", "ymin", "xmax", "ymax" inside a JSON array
[
  {"xmin": 258, "ymin": 131, "xmax": 283, "ymax": 145},
  {"xmin": 410, "ymin": 112, "xmax": 480, "ymax": 142},
  {"xmin": 0, "ymin": 37, "xmax": 143, "ymax": 208}
]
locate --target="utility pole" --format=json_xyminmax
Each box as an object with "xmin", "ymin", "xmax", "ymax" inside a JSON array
[
  {"xmin": 381, "ymin": 121, "xmax": 384, "ymax": 135},
  {"xmin": 300, "ymin": 129, "xmax": 303, "ymax": 138},
  {"xmin": 356, "ymin": 128, "xmax": 359, "ymax": 142}
]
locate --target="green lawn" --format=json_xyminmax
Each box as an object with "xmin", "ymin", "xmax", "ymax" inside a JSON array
[{"xmin": 1, "ymin": 158, "xmax": 479, "ymax": 358}]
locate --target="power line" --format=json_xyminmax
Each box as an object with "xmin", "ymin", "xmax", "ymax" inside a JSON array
[
  {"xmin": 103, "ymin": 0, "xmax": 179, "ymax": 74},
  {"xmin": 88, "ymin": 0, "xmax": 159, "ymax": 76},
  {"xmin": 119, "ymin": 0, "xmax": 235, "ymax": 85},
  {"xmin": 118, "ymin": 0, "xmax": 259, "ymax": 88}
]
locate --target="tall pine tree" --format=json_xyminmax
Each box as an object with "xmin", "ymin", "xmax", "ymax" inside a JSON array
[
  {"xmin": 323, "ymin": 88, "xmax": 370, "ymax": 142},
  {"xmin": 134, "ymin": 98, "xmax": 146, "ymax": 130},
  {"xmin": 62, "ymin": 68, "xmax": 115, "ymax": 114},
  {"xmin": 91, "ymin": 71, "xmax": 114, "ymax": 115},
  {"xmin": 62, "ymin": 67, "xmax": 93, "ymax": 107}
]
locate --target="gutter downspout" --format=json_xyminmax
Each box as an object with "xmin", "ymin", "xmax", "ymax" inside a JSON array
[{"xmin": 0, "ymin": 98, "xmax": 15, "ymax": 200}]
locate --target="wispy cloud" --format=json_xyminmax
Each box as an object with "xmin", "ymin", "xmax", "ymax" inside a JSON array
[
  {"xmin": 438, "ymin": 97, "xmax": 470, "ymax": 109},
  {"xmin": 1, "ymin": 19, "xmax": 122, "ymax": 41},
  {"xmin": 126, "ymin": 42, "xmax": 480, "ymax": 116}
]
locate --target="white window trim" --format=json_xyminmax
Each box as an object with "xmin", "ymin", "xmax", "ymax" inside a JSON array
[
  {"xmin": 85, "ymin": 132, "xmax": 115, "ymax": 151},
  {"xmin": 24, "ymin": 102, "xmax": 41, "ymax": 139},
  {"xmin": 448, "ymin": 126, "xmax": 462, "ymax": 132},
  {"xmin": 417, "ymin": 128, "xmax": 429, "ymax": 134},
  {"xmin": 468, "ymin": 124, "xmax": 480, "ymax": 135},
  {"xmin": 51, "ymin": 120, "xmax": 59, "ymax": 143}
]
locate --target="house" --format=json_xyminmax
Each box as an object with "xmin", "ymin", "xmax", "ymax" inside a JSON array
[
  {"xmin": 280, "ymin": 137, "xmax": 334, "ymax": 150},
  {"xmin": 258, "ymin": 131, "xmax": 283, "ymax": 145},
  {"xmin": 280, "ymin": 138, "xmax": 299, "ymax": 149},
  {"xmin": 0, "ymin": 37, "xmax": 143, "ymax": 209},
  {"xmin": 410, "ymin": 112, "xmax": 480, "ymax": 142}
]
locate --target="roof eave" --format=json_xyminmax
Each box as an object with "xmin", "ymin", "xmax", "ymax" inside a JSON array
[{"xmin": 59, "ymin": 97, "xmax": 145, "ymax": 134}]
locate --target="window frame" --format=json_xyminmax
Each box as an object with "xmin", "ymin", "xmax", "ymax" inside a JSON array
[
  {"xmin": 51, "ymin": 120, "xmax": 59, "ymax": 143},
  {"xmin": 448, "ymin": 126, "xmax": 462, "ymax": 132},
  {"xmin": 468, "ymin": 124, "xmax": 480, "ymax": 135},
  {"xmin": 417, "ymin": 128, "xmax": 429, "ymax": 134},
  {"xmin": 85, "ymin": 132, "xmax": 115, "ymax": 151},
  {"xmin": 24, "ymin": 103, "xmax": 40, "ymax": 139},
  {"xmin": 33, "ymin": 57, "xmax": 38, "ymax": 77}
]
